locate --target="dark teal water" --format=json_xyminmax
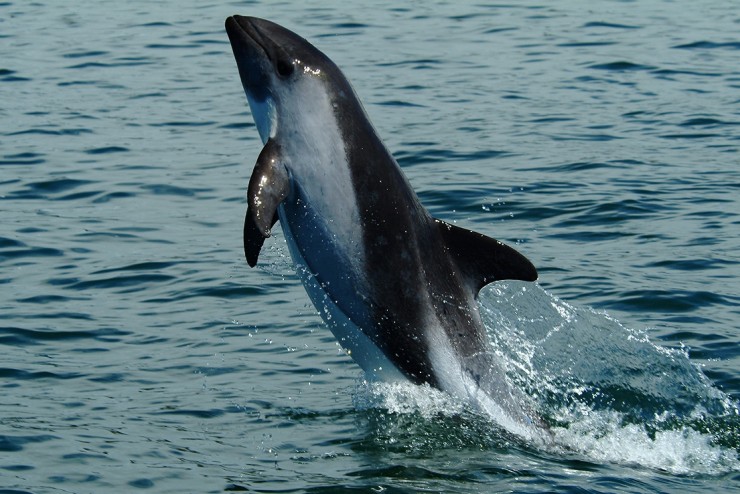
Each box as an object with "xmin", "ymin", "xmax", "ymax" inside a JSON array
[{"xmin": 2, "ymin": 1, "xmax": 739, "ymax": 492}]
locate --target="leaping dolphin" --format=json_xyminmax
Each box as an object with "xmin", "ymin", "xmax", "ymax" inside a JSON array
[{"xmin": 225, "ymin": 16, "xmax": 543, "ymax": 440}]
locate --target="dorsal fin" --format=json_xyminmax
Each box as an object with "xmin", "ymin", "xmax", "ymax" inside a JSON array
[
  {"xmin": 435, "ymin": 218, "xmax": 537, "ymax": 297},
  {"xmin": 244, "ymin": 138, "xmax": 290, "ymax": 267}
]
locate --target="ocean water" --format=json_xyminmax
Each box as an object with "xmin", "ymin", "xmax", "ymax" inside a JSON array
[{"xmin": 1, "ymin": 0, "xmax": 739, "ymax": 492}]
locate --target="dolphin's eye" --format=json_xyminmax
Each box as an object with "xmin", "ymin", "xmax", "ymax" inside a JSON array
[{"xmin": 276, "ymin": 59, "xmax": 294, "ymax": 77}]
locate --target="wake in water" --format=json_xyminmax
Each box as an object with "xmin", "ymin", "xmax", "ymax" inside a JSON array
[{"xmin": 354, "ymin": 282, "xmax": 740, "ymax": 475}]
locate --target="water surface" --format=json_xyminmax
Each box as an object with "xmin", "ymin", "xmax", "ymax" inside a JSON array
[{"xmin": 1, "ymin": 0, "xmax": 739, "ymax": 492}]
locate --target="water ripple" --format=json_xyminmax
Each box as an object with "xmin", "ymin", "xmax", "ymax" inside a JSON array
[
  {"xmin": 674, "ymin": 41, "xmax": 740, "ymax": 50},
  {"xmin": 0, "ymin": 243, "xmax": 64, "ymax": 261},
  {"xmin": 84, "ymin": 146, "xmax": 129, "ymax": 154},
  {"xmin": 604, "ymin": 290, "xmax": 734, "ymax": 313},
  {"xmin": 582, "ymin": 21, "xmax": 640, "ymax": 29},
  {"xmin": 588, "ymin": 61, "xmax": 655, "ymax": 71},
  {"xmin": 49, "ymin": 274, "xmax": 176, "ymax": 291},
  {"xmin": 0, "ymin": 152, "xmax": 45, "ymax": 166},
  {"xmin": 0, "ymin": 368, "xmax": 84, "ymax": 380},
  {"xmin": 0, "ymin": 326, "xmax": 128, "ymax": 346},
  {"xmin": 0, "ymin": 435, "xmax": 58, "ymax": 453},
  {"xmin": 0, "ymin": 68, "xmax": 31, "ymax": 82}
]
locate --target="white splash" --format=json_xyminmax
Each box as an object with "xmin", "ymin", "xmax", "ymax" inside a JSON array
[
  {"xmin": 479, "ymin": 281, "xmax": 740, "ymax": 475},
  {"xmin": 350, "ymin": 282, "xmax": 740, "ymax": 475}
]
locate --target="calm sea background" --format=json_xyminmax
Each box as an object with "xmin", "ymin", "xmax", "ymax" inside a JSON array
[{"xmin": 1, "ymin": 0, "xmax": 739, "ymax": 492}]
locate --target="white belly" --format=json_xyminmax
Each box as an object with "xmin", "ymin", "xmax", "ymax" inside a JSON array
[{"xmin": 279, "ymin": 204, "xmax": 407, "ymax": 383}]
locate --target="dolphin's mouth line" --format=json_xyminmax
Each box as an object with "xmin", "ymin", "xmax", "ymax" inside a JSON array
[{"xmin": 229, "ymin": 16, "xmax": 273, "ymax": 65}]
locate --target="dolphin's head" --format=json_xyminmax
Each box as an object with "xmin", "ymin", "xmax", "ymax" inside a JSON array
[{"xmin": 225, "ymin": 16, "xmax": 354, "ymax": 144}]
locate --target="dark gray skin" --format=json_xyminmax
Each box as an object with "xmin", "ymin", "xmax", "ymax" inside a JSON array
[{"xmin": 226, "ymin": 16, "xmax": 543, "ymax": 440}]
